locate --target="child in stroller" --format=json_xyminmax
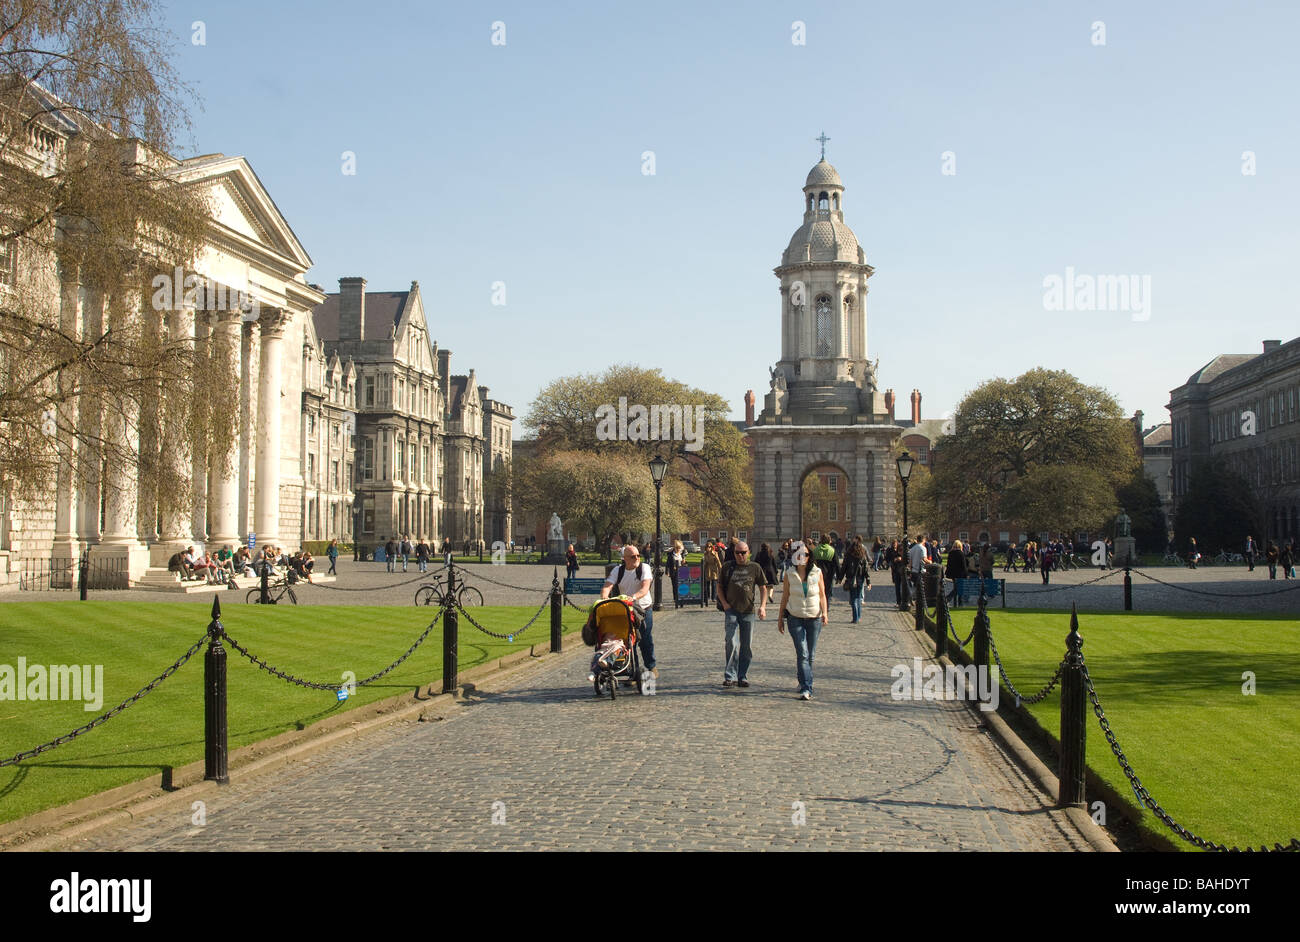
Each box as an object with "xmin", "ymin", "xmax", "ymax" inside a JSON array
[{"xmin": 583, "ymin": 595, "xmax": 644, "ymax": 699}]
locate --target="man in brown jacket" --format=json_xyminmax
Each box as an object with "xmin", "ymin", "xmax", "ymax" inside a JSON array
[{"xmin": 702, "ymin": 543, "xmax": 721, "ymax": 604}]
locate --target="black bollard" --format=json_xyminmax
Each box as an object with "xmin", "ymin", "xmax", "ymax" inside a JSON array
[
  {"xmin": 973, "ymin": 592, "xmax": 990, "ymax": 684},
  {"xmin": 934, "ymin": 572, "xmax": 948, "ymax": 660},
  {"xmin": 442, "ymin": 565, "xmax": 458, "ymax": 694},
  {"xmin": 478, "ymin": 541, "xmax": 483, "ymax": 564},
  {"xmin": 78, "ymin": 551, "xmax": 88, "ymax": 601},
  {"xmin": 913, "ymin": 572, "xmax": 924, "ymax": 631},
  {"xmin": 550, "ymin": 567, "xmax": 562, "ymax": 653},
  {"xmin": 1058, "ymin": 604, "xmax": 1087, "ymax": 808},
  {"xmin": 1123, "ymin": 560, "xmax": 1133, "ymax": 611},
  {"xmin": 204, "ymin": 597, "xmax": 229, "ymax": 783}
]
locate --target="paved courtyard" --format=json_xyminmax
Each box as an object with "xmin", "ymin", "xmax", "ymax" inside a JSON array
[{"xmin": 56, "ymin": 587, "xmax": 1092, "ymax": 851}]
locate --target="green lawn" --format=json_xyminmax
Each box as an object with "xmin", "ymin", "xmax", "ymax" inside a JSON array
[
  {"xmin": 0, "ymin": 601, "xmax": 584, "ymax": 824},
  {"xmin": 974, "ymin": 608, "xmax": 1300, "ymax": 850}
]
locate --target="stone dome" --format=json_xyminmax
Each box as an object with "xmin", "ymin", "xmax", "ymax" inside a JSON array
[
  {"xmin": 805, "ymin": 159, "xmax": 843, "ymax": 188},
  {"xmin": 783, "ymin": 217, "xmax": 860, "ymax": 265}
]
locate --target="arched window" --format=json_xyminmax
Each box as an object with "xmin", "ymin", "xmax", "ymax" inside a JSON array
[
  {"xmin": 832, "ymin": 193, "xmax": 840, "ymax": 211},
  {"xmin": 818, "ymin": 192, "xmax": 829, "ymax": 211},
  {"xmin": 815, "ymin": 295, "xmax": 832, "ymax": 357},
  {"xmin": 806, "ymin": 194, "xmax": 814, "ymax": 212}
]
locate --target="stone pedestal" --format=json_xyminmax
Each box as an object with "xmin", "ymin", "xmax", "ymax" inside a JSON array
[
  {"xmin": 543, "ymin": 538, "xmax": 566, "ymax": 564},
  {"xmin": 1113, "ymin": 536, "xmax": 1137, "ymax": 566}
]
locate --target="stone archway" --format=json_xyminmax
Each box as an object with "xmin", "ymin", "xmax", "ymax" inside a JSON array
[{"xmin": 799, "ymin": 461, "xmax": 852, "ymax": 542}]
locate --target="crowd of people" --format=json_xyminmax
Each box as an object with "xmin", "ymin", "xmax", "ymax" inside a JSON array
[{"xmin": 166, "ymin": 542, "xmax": 330, "ymax": 587}]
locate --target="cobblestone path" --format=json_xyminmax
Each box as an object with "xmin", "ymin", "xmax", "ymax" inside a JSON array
[{"xmin": 64, "ymin": 594, "xmax": 1091, "ymax": 851}]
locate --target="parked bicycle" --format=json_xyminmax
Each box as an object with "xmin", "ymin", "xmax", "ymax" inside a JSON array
[
  {"xmin": 247, "ymin": 575, "xmax": 299, "ymax": 605},
  {"xmin": 1211, "ymin": 550, "xmax": 1245, "ymax": 565},
  {"xmin": 1160, "ymin": 550, "xmax": 1184, "ymax": 566},
  {"xmin": 414, "ymin": 573, "xmax": 483, "ymax": 608}
]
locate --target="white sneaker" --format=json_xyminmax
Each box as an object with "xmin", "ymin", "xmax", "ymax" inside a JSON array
[
  {"xmin": 800, "ymin": 690, "xmax": 812, "ymax": 701},
  {"xmin": 587, "ymin": 673, "xmax": 596, "ymax": 682}
]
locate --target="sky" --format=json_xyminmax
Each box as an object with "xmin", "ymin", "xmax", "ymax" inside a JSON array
[{"xmin": 163, "ymin": 0, "xmax": 1300, "ymax": 430}]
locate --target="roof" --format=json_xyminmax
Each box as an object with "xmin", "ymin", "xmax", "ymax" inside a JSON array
[
  {"xmin": 784, "ymin": 216, "xmax": 861, "ymax": 265},
  {"xmin": 1185, "ymin": 354, "xmax": 1256, "ymax": 386},
  {"xmin": 1143, "ymin": 424, "xmax": 1172, "ymax": 446},
  {"xmin": 805, "ymin": 159, "xmax": 843, "ymax": 188},
  {"xmin": 312, "ymin": 290, "xmax": 409, "ymax": 342},
  {"xmin": 898, "ymin": 418, "xmax": 949, "ymax": 441}
]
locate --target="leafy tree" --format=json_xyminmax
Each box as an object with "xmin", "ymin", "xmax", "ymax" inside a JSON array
[
  {"xmin": 523, "ymin": 363, "xmax": 751, "ymax": 526},
  {"xmin": 928, "ymin": 368, "xmax": 1138, "ymax": 534},
  {"xmin": 1172, "ymin": 461, "xmax": 1261, "ymax": 555},
  {"xmin": 1000, "ymin": 465, "xmax": 1119, "ymax": 537},
  {"xmin": 1110, "ymin": 471, "xmax": 1168, "ymax": 552},
  {"xmin": 0, "ymin": 2, "xmax": 220, "ymax": 516}
]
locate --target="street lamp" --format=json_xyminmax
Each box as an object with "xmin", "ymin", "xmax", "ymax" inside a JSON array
[
  {"xmin": 896, "ymin": 450, "xmax": 915, "ymax": 537},
  {"xmin": 649, "ymin": 454, "xmax": 668, "ymax": 611}
]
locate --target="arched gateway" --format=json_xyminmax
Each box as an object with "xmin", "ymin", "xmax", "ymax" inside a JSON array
[{"xmin": 750, "ymin": 152, "xmax": 901, "ymax": 546}]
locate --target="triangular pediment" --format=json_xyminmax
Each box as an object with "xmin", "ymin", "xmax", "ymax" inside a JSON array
[{"xmin": 169, "ymin": 154, "xmax": 314, "ymax": 272}]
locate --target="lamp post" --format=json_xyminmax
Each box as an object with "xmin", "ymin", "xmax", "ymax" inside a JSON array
[
  {"xmin": 649, "ymin": 454, "xmax": 668, "ymax": 611},
  {"xmin": 896, "ymin": 450, "xmax": 915, "ymax": 537}
]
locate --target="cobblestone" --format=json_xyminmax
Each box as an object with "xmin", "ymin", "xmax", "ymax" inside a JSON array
[{"xmin": 62, "ymin": 589, "xmax": 1092, "ymax": 852}]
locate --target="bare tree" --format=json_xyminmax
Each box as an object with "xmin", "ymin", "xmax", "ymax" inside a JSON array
[{"xmin": 0, "ymin": 1, "xmax": 226, "ymax": 522}]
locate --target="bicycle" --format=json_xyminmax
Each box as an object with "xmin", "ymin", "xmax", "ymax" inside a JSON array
[
  {"xmin": 1160, "ymin": 551, "xmax": 1184, "ymax": 566},
  {"xmin": 246, "ymin": 575, "xmax": 298, "ymax": 605},
  {"xmin": 414, "ymin": 575, "xmax": 484, "ymax": 608},
  {"xmin": 1211, "ymin": 550, "xmax": 1245, "ymax": 565}
]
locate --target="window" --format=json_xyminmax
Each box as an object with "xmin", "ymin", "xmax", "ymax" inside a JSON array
[
  {"xmin": 718, "ymin": 530, "xmax": 727, "ymax": 541},
  {"xmin": 364, "ymin": 376, "xmax": 375, "ymax": 407},
  {"xmin": 699, "ymin": 530, "xmax": 708, "ymax": 545},
  {"xmin": 828, "ymin": 501, "xmax": 838, "ymax": 521},
  {"xmin": 396, "ymin": 438, "xmax": 405, "ymax": 479},
  {"xmin": 362, "ymin": 438, "xmax": 375, "ymax": 481},
  {"xmin": 737, "ymin": 531, "xmax": 747, "ymax": 542},
  {"xmin": 828, "ymin": 475, "xmax": 838, "ymax": 492},
  {"xmin": 380, "ymin": 431, "xmax": 389, "ymax": 480},
  {"xmin": 332, "ymin": 460, "xmax": 340, "ymax": 490},
  {"xmin": 307, "ymin": 453, "xmax": 316, "ymax": 485},
  {"xmin": 0, "ymin": 238, "xmax": 14, "ymax": 286},
  {"xmin": 410, "ymin": 444, "xmax": 417, "ymax": 483},
  {"xmin": 422, "ymin": 445, "xmax": 429, "ymax": 483},
  {"xmin": 815, "ymin": 296, "xmax": 832, "ymax": 357}
]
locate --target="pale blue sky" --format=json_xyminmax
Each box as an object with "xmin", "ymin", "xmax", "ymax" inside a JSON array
[{"xmin": 166, "ymin": 0, "xmax": 1300, "ymax": 429}]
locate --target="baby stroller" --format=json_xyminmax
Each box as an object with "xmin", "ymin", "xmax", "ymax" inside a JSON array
[{"xmin": 583, "ymin": 596, "xmax": 644, "ymax": 699}]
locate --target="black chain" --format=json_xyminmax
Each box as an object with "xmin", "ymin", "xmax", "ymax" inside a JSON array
[
  {"xmin": 454, "ymin": 594, "xmax": 550, "ymax": 641},
  {"xmin": 563, "ymin": 595, "xmax": 588, "ymax": 611},
  {"xmin": 0, "ymin": 631, "xmax": 208, "ymax": 767},
  {"xmin": 460, "ymin": 567, "xmax": 555, "ymax": 592},
  {"xmin": 1081, "ymin": 660, "xmax": 1300, "ymax": 852},
  {"xmin": 1004, "ymin": 568, "xmax": 1123, "ymax": 593},
  {"xmin": 947, "ymin": 610, "xmax": 976, "ymax": 648},
  {"xmin": 1130, "ymin": 568, "xmax": 1300, "ymax": 598},
  {"xmin": 222, "ymin": 618, "xmax": 440, "ymax": 690},
  {"xmin": 308, "ymin": 567, "xmax": 443, "ymax": 593},
  {"xmin": 987, "ymin": 628, "xmax": 1065, "ymax": 705}
]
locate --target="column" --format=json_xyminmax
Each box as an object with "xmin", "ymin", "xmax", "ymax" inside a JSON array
[
  {"xmin": 52, "ymin": 269, "xmax": 82, "ymax": 557},
  {"xmin": 208, "ymin": 311, "xmax": 243, "ymax": 545},
  {"xmin": 191, "ymin": 314, "xmax": 211, "ymax": 543},
  {"xmin": 76, "ymin": 290, "xmax": 104, "ymax": 544},
  {"xmin": 238, "ymin": 321, "xmax": 255, "ymax": 538},
  {"xmin": 99, "ymin": 296, "xmax": 150, "ymax": 580},
  {"xmin": 254, "ymin": 310, "xmax": 290, "ymax": 546},
  {"xmin": 153, "ymin": 305, "xmax": 194, "ymax": 563}
]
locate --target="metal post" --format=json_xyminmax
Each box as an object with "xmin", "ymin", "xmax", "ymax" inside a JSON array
[
  {"xmin": 260, "ymin": 556, "xmax": 270, "ymax": 604},
  {"xmin": 913, "ymin": 571, "xmax": 924, "ymax": 632},
  {"xmin": 204, "ymin": 597, "xmax": 229, "ymax": 783},
  {"xmin": 1123, "ymin": 559, "xmax": 1133, "ymax": 611},
  {"xmin": 550, "ymin": 567, "xmax": 562, "ymax": 653},
  {"xmin": 478, "ymin": 541, "xmax": 483, "ymax": 564},
  {"xmin": 1058, "ymin": 604, "xmax": 1087, "ymax": 808},
  {"xmin": 901, "ymin": 479, "xmax": 909, "ymax": 537},
  {"xmin": 899, "ymin": 560, "xmax": 910, "ymax": 612},
  {"xmin": 442, "ymin": 564, "xmax": 459, "ymax": 694},
  {"xmin": 653, "ymin": 486, "xmax": 663, "ymax": 611},
  {"xmin": 78, "ymin": 550, "xmax": 88, "ymax": 601},
  {"xmin": 934, "ymin": 569, "xmax": 948, "ymax": 660},
  {"xmin": 973, "ymin": 592, "xmax": 990, "ymax": 683}
]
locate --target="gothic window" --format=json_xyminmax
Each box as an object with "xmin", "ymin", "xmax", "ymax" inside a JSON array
[{"xmin": 815, "ymin": 295, "xmax": 832, "ymax": 357}]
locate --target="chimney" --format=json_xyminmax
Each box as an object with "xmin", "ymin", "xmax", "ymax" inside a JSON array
[
  {"xmin": 885, "ymin": 389, "xmax": 895, "ymax": 421},
  {"xmin": 338, "ymin": 277, "xmax": 366, "ymax": 341},
  {"xmin": 910, "ymin": 389, "xmax": 922, "ymax": 424},
  {"xmin": 744, "ymin": 390, "xmax": 755, "ymax": 426},
  {"xmin": 1263, "ymin": 339, "xmax": 1281, "ymax": 353},
  {"xmin": 437, "ymin": 348, "xmax": 451, "ymax": 399}
]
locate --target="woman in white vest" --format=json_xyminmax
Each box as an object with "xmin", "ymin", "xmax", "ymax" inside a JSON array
[{"xmin": 777, "ymin": 540, "xmax": 829, "ymax": 701}]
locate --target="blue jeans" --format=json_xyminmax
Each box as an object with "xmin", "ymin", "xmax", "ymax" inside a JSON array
[
  {"xmin": 638, "ymin": 607, "xmax": 655, "ymax": 671},
  {"xmin": 849, "ymin": 584, "xmax": 863, "ymax": 622},
  {"xmin": 402, "ymin": 553, "xmax": 409, "ymax": 572},
  {"xmin": 786, "ymin": 616, "xmax": 822, "ymax": 693},
  {"xmin": 723, "ymin": 610, "xmax": 755, "ymax": 681},
  {"xmin": 418, "ymin": 557, "xmax": 427, "ymax": 572},
  {"xmin": 386, "ymin": 556, "xmax": 394, "ymax": 572}
]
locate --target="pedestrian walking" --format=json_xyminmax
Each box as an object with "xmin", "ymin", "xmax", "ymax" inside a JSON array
[
  {"xmin": 601, "ymin": 545, "xmax": 657, "ymax": 682},
  {"xmin": 702, "ymin": 542, "xmax": 721, "ymax": 605},
  {"xmin": 777, "ymin": 541, "xmax": 828, "ymax": 701},
  {"xmin": 814, "ymin": 535, "xmax": 837, "ymax": 600},
  {"xmin": 1040, "ymin": 545, "xmax": 1053, "ymax": 584},
  {"xmin": 401, "ymin": 535, "xmax": 413, "ymax": 572},
  {"xmin": 1245, "ymin": 535, "xmax": 1256, "ymax": 571},
  {"xmin": 384, "ymin": 536, "xmax": 396, "ymax": 573},
  {"xmin": 1266, "ymin": 540, "xmax": 1278, "ymax": 579},
  {"xmin": 416, "ymin": 537, "xmax": 430, "ymax": 572},
  {"xmin": 1187, "ymin": 537, "xmax": 1200, "ymax": 569},
  {"xmin": 755, "ymin": 542, "xmax": 780, "ymax": 588},
  {"xmin": 327, "ymin": 539, "xmax": 339, "ymax": 576},
  {"xmin": 946, "ymin": 539, "xmax": 969, "ymax": 607},
  {"xmin": 666, "ymin": 540, "xmax": 684, "ymax": 609},
  {"xmin": 1281, "ymin": 541, "xmax": 1294, "ymax": 580},
  {"xmin": 566, "ymin": 543, "xmax": 579, "ymax": 579},
  {"xmin": 717, "ymin": 541, "xmax": 768, "ymax": 687},
  {"xmin": 840, "ymin": 539, "xmax": 870, "ymax": 623}
]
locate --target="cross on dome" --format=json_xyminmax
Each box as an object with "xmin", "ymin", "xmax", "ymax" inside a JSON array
[{"xmin": 816, "ymin": 131, "xmax": 830, "ymax": 160}]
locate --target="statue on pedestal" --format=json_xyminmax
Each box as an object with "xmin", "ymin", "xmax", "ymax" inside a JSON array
[{"xmin": 548, "ymin": 513, "xmax": 563, "ymax": 542}]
